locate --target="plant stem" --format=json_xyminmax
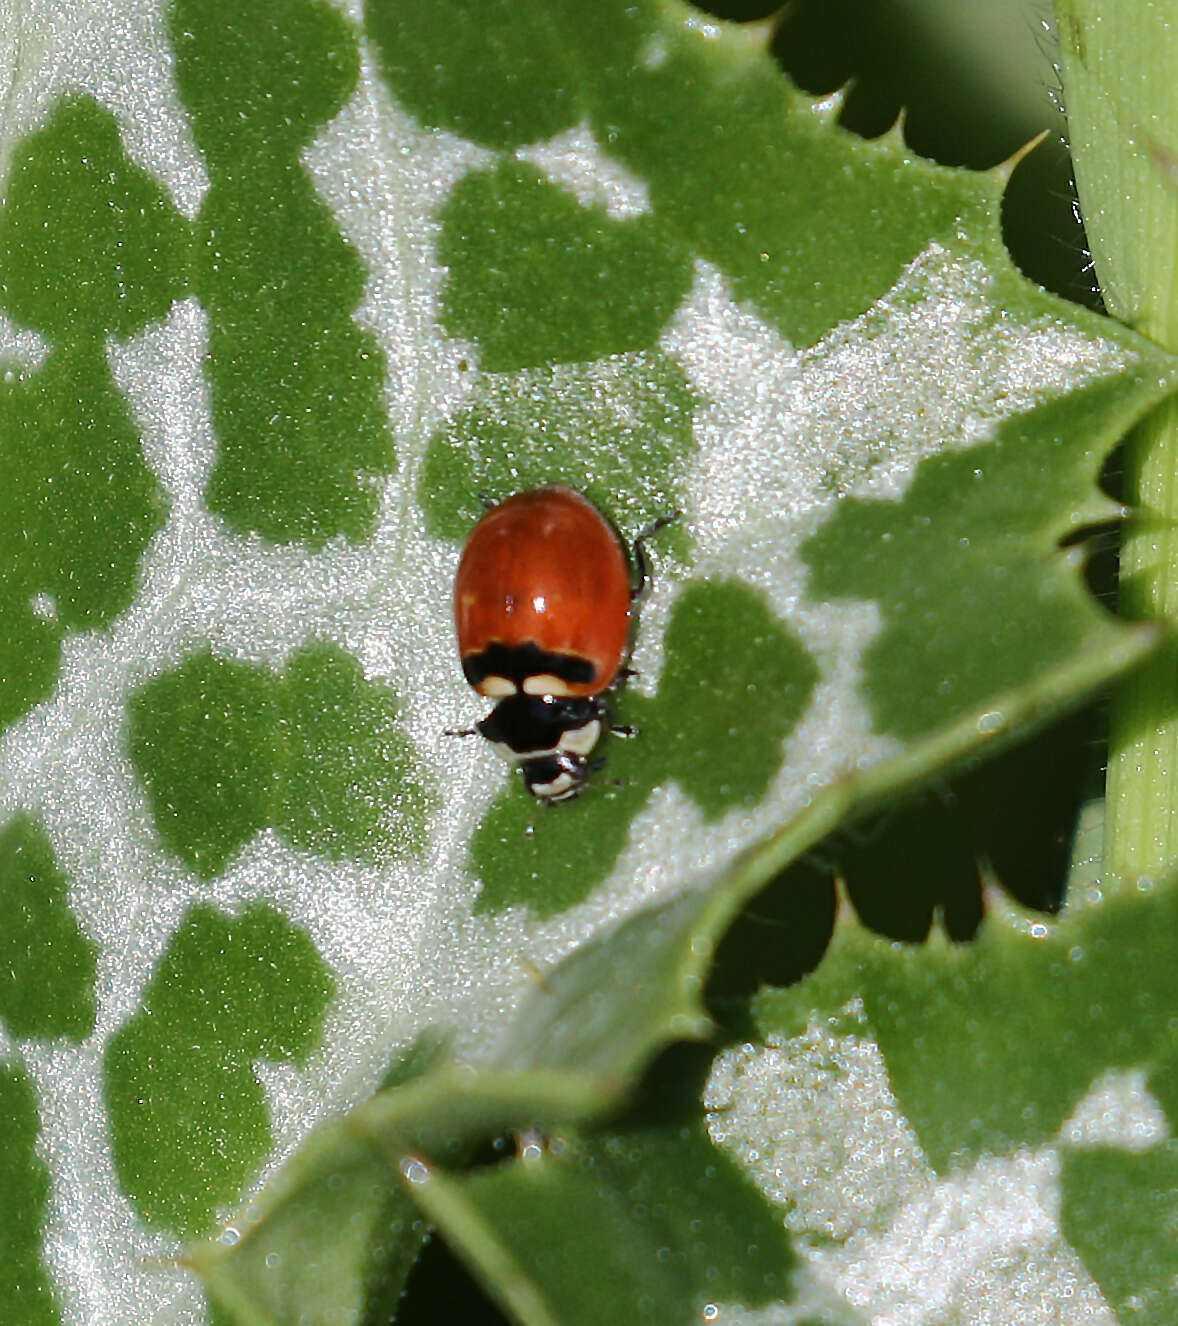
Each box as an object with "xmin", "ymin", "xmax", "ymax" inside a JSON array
[{"xmin": 1056, "ymin": 0, "xmax": 1178, "ymax": 883}]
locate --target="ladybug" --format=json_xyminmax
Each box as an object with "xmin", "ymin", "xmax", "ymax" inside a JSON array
[{"xmin": 452, "ymin": 485, "xmax": 673, "ymax": 803}]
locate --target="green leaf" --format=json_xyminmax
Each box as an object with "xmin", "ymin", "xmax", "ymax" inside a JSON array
[
  {"xmin": 802, "ymin": 376, "xmax": 1154, "ymax": 739},
  {"xmin": 0, "ymin": 94, "xmax": 174, "ymax": 727},
  {"xmin": 172, "ymin": 0, "xmax": 395, "ymax": 545},
  {"xmin": 438, "ymin": 161, "xmax": 693, "ymax": 370},
  {"xmin": 104, "ymin": 903, "xmax": 334, "ymax": 1237},
  {"xmin": 411, "ymin": 1120, "xmax": 793, "ymax": 1326},
  {"xmin": 0, "ymin": 1064, "xmax": 64, "ymax": 1326},
  {"xmin": 725, "ymin": 865, "xmax": 1178, "ymax": 1320},
  {"xmin": 0, "ymin": 814, "xmax": 97, "ymax": 1040},
  {"xmin": 419, "ymin": 351, "xmax": 696, "ymax": 544},
  {"xmin": 0, "ymin": 96, "xmax": 189, "ymax": 340},
  {"xmin": 128, "ymin": 642, "xmax": 433, "ymax": 876},
  {"xmin": 365, "ymin": 0, "xmax": 582, "ymax": 150}
]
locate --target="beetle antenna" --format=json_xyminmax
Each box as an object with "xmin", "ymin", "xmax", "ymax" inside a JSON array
[
  {"xmin": 443, "ymin": 726, "xmax": 479, "ymax": 738},
  {"xmin": 631, "ymin": 510, "xmax": 680, "ymax": 601}
]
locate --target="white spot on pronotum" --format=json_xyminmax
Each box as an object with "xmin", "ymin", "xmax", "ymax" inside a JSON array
[
  {"xmin": 489, "ymin": 741, "xmax": 522, "ymax": 765},
  {"xmin": 558, "ymin": 720, "xmax": 601, "ymax": 756},
  {"xmin": 30, "ymin": 593, "xmax": 58, "ymax": 621}
]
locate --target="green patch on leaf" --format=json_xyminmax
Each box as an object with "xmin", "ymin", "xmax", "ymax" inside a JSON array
[
  {"xmin": 365, "ymin": 0, "xmax": 582, "ymax": 150},
  {"xmin": 438, "ymin": 161, "xmax": 692, "ymax": 371},
  {"xmin": 0, "ymin": 1064, "xmax": 63, "ymax": 1326},
  {"xmin": 0, "ymin": 344, "xmax": 169, "ymax": 728},
  {"xmin": 474, "ymin": 580, "xmax": 818, "ymax": 916},
  {"xmin": 129, "ymin": 642, "xmax": 433, "ymax": 877},
  {"xmin": 756, "ymin": 874, "xmax": 1178, "ymax": 1171},
  {"xmin": 418, "ymin": 350, "xmax": 696, "ymax": 546},
  {"xmin": 411, "ymin": 1119, "xmax": 793, "ymax": 1326},
  {"xmin": 0, "ymin": 96, "xmax": 176, "ymax": 730},
  {"xmin": 0, "ymin": 96, "xmax": 189, "ymax": 340},
  {"xmin": 652, "ymin": 579, "xmax": 818, "ymax": 816},
  {"xmin": 582, "ymin": 2, "xmax": 990, "ymax": 350},
  {"xmin": 1061, "ymin": 1144, "xmax": 1178, "ymax": 1326},
  {"xmin": 280, "ymin": 643, "xmax": 434, "ymax": 861},
  {"xmin": 171, "ymin": 0, "xmax": 395, "ymax": 546},
  {"xmin": 0, "ymin": 814, "xmax": 97, "ymax": 1041},
  {"xmin": 104, "ymin": 902, "xmax": 333, "ymax": 1237},
  {"xmin": 803, "ymin": 375, "xmax": 1149, "ymax": 740},
  {"xmin": 128, "ymin": 651, "xmax": 281, "ymax": 878}
]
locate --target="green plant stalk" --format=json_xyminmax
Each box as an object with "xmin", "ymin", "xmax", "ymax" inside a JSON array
[{"xmin": 1056, "ymin": 0, "xmax": 1178, "ymax": 883}]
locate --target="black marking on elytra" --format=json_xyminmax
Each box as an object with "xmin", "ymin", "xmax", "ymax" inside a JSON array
[
  {"xmin": 462, "ymin": 641, "xmax": 596, "ymax": 689},
  {"xmin": 477, "ymin": 693, "xmax": 604, "ymax": 755}
]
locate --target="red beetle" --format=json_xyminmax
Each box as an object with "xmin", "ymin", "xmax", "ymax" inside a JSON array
[{"xmin": 453, "ymin": 485, "xmax": 673, "ymax": 803}]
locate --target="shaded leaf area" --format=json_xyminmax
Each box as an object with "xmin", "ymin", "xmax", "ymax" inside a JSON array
[
  {"xmin": 368, "ymin": 0, "xmax": 992, "ymax": 353},
  {"xmin": 705, "ymin": 706, "xmax": 1097, "ymax": 1034},
  {"xmin": 0, "ymin": 1064, "xmax": 63, "ymax": 1326},
  {"xmin": 0, "ymin": 96, "xmax": 176, "ymax": 729},
  {"xmin": 397, "ymin": 1235, "xmax": 511, "ymax": 1326},
  {"xmin": 839, "ymin": 703, "xmax": 1098, "ymax": 941},
  {"xmin": 190, "ymin": 1065, "xmax": 615, "ymax": 1324},
  {"xmin": 105, "ymin": 902, "xmax": 333, "ymax": 1237},
  {"xmin": 418, "ymin": 351, "xmax": 696, "ymax": 548},
  {"xmin": 472, "ymin": 580, "xmax": 818, "ymax": 917},
  {"xmin": 192, "ymin": 1024, "xmax": 794, "ymax": 1326},
  {"xmin": 0, "ymin": 814, "xmax": 98, "ymax": 1040},
  {"xmin": 170, "ymin": 0, "xmax": 394, "ymax": 546},
  {"xmin": 803, "ymin": 375, "xmax": 1145, "ymax": 742},
  {"xmin": 412, "ymin": 1119, "xmax": 793, "ymax": 1326},
  {"xmin": 755, "ymin": 0, "xmax": 1098, "ymax": 307},
  {"xmin": 127, "ymin": 641, "xmax": 433, "ymax": 877},
  {"xmin": 489, "ymin": 888, "xmax": 716, "ymax": 1079},
  {"xmin": 755, "ymin": 871, "xmax": 1178, "ymax": 1172},
  {"xmin": 437, "ymin": 162, "xmax": 693, "ymax": 371}
]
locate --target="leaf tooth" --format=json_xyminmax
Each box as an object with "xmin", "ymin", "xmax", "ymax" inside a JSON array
[
  {"xmin": 740, "ymin": 13, "xmax": 781, "ymax": 50},
  {"xmin": 806, "ymin": 83, "xmax": 850, "ymax": 126},
  {"xmin": 831, "ymin": 870, "xmax": 856, "ymax": 932},
  {"xmin": 990, "ymin": 128, "xmax": 1052, "ymax": 186},
  {"xmin": 1073, "ymin": 494, "xmax": 1130, "ymax": 526},
  {"xmin": 875, "ymin": 107, "xmax": 910, "ymax": 156},
  {"xmin": 979, "ymin": 867, "xmax": 1059, "ymax": 938}
]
